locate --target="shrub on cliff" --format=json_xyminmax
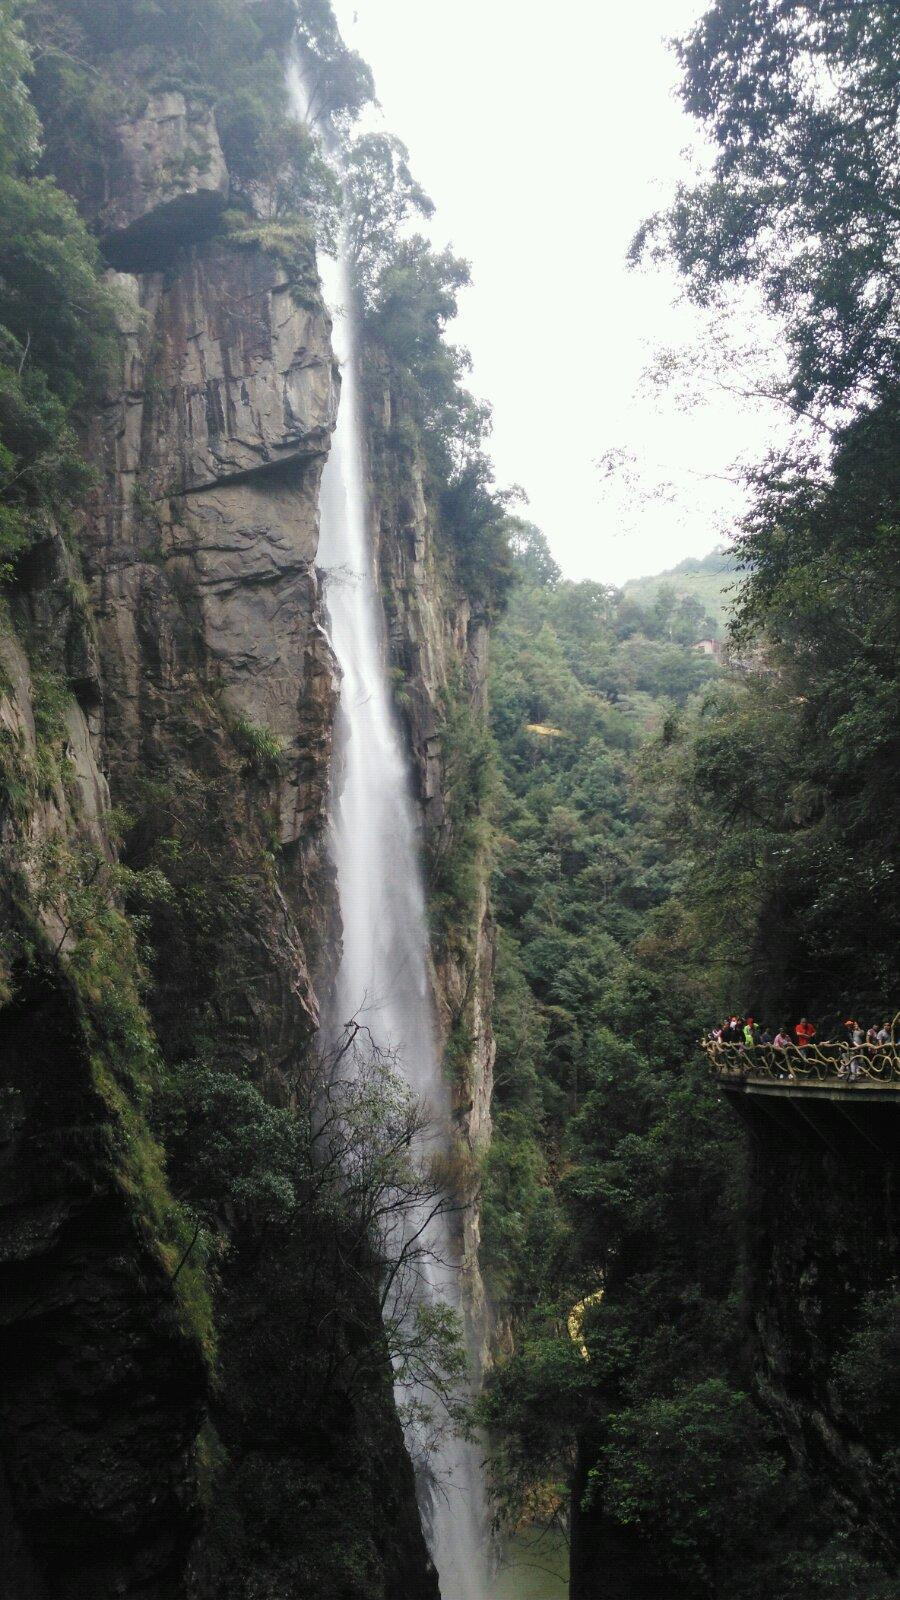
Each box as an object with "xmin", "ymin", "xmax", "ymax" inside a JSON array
[
  {"xmin": 156, "ymin": 1036, "xmax": 470, "ymax": 1433},
  {"xmin": 343, "ymin": 132, "xmax": 515, "ymax": 612},
  {"xmin": 0, "ymin": 2, "xmax": 119, "ymax": 579}
]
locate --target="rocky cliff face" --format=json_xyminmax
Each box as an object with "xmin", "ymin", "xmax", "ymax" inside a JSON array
[
  {"xmin": 744, "ymin": 1106, "xmax": 899, "ymax": 1566},
  {"xmin": 0, "ymin": 78, "xmax": 452, "ymax": 1600},
  {"xmin": 567, "ymin": 1108, "xmax": 899, "ymax": 1600},
  {"xmin": 81, "ymin": 225, "xmax": 338, "ymax": 1064},
  {"xmin": 362, "ymin": 351, "xmax": 496, "ymax": 1372},
  {"xmin": 0, "ymin": 603, "xmax": 207, "ymax": 1600}
]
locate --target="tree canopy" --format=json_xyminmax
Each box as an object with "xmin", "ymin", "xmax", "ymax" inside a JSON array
[{"xmin": 634, "ymin": 0, "xmax": 900, "ymax": 410}]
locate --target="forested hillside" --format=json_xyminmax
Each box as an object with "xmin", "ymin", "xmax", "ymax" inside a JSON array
[
  {"xmin": 480, "ymin": 533, "xmax": 897, "ymax": 1598},
  {"xmin": 480, "ymin": 3, "xmax": 900, "ymax": 1593},
  {"xmin": 621, "ymin": 546, "xmax": 738, "ymax": 634}
]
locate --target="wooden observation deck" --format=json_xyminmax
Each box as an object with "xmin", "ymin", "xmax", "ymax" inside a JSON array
[{"xmin": 704, "ymin": 1040, "xmax": 900, "ymax": 1159}]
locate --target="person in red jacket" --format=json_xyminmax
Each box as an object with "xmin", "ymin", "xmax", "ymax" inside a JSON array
[{"xmin": 795, "ymin": 1016, "xmax": 816, "ymax": 1051}]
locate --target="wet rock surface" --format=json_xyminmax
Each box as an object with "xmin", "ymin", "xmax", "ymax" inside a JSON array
[
  {"xmin": 78, "ymin": 239, "xmax": 339, "ymax": 1036},
  {"xmin": 97, "ymin": 93, "xmax": 229, "ymax": 273},
  {"xmin": 0, "ymin": 196, "xmax": 440, "ymax": 1600},
  {"xmin": 363, "ymin": 352, "xmax": 496, "ymax": 1373},
  {"xmin": 0, "ymin": 962, "xmax": 206, "ymax": 1600}
]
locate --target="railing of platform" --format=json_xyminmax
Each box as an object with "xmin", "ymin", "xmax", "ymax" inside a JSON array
[{"xmin": 703, "ymin": 1035, "xmax": 900, "ymax": 1088}]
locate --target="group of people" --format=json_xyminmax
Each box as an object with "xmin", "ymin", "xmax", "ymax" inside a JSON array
[{"xmin": 708, "ymin": 1014, "xmax": 896, "ymax": 1081}]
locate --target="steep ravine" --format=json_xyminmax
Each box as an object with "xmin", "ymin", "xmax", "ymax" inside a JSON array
[{"xmin": 0, "ymin": 54, "xmax": 488, "ymax": 1600}]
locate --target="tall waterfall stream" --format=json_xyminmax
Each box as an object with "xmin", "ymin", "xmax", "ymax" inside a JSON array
[{"xmin": 315, "ymin": 245, "xmax": 492, "ymax": 1599}]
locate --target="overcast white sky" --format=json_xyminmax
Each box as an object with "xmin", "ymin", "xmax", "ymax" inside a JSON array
[{"xmin": 331, "ymin": 0, "xmax": 784, "ymax": 586}]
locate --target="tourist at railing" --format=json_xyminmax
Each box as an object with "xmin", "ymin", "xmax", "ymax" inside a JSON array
[
  {"xmin": 716, "ymin": 1015, "xmax": 743, "ymax": 1044},
  {"xmin": 795, "ymin": 1016, "xmax": 816, "ymax": 1052},
  {"xmin": 702, "ymin": 1014, "xmax": 899, "ymax": 1086},
  {"xmin": 841, "ymin": 1020, "xmax": 865, "ymax": 1081}
]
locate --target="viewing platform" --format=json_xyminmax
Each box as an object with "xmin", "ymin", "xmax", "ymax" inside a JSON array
[{"xmin": 704, "ymin": 1041, "xmax": 899, "ymax": 1159}]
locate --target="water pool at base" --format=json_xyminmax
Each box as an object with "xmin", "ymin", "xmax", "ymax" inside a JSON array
[{"xmin": 491, "ymin": 1533, "xmax": 569, "ymax": 1599}]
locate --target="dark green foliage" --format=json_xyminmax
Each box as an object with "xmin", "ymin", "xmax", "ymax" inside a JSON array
[
  {"xmin": 485, "ymin": 36, "xmax": 900, "ymax": 1542},
  {"xmin": 426, "ymin": 675, "xmax": 494, "ymax": 952},
  {"xmin": 0, "ymin": 0, "xmax": 39, "ymax": 169},
  {"xmin": 344, "ymin": 134, "xmax": 434, "ymax": 298},
  {"xmin": 230, "ymin": 715, "xmax": 287, "ymax": 783},
  {"xmin": 119, "ymin": 763, "xmax": 274, "ymax": 1066},
  {"xmin": 367, "ymin": 239, "xmax": 474, "ymax": 433},
  {"xmin": 0, "ymin": 846, "xmax": 217, "ymax": 1365},
  {"xmin": 641, "ymin": 318, "xmax": 900, "ymax": 1019},
  {"xmin": 160, "ymin": 1062, "xmax": 303, "ymax": 1224},
  {"xmin": 589, "ymin": 1380, "xmax": 781, "ymax": 1593},
  {"xmin": 439, "ymin": 462, "xmax": 517, "ymax": 615},
  {"xmin": 0, "ymin": 4, "xmax": 118, "ymax": 581},
  {"xmin": 294, "ymin": 0, "xmax": 374, "ymax": 126},
  {"xmin": 623, "ymin": 0, "xmax": 900, "ymax": 1024},
  {"xmin": 496, "ymin": 8, "xmax": 899, "ymax": 1588},
  {"xmin": 507, "ymin": 519, "xmax": 562, "ymax": 587},
  {"xmin": 481, "ymin": 546, "xmax": 733, "ymax": 1503},
  {"xmin": 627, "ymin": 0, "xmax": 900, "ymax": 1030},
  {"xmin": 216, "ymin": 69, "xmax": 337, "ymax": 225},
  {"xmin": 832, "ymin": 1288, "xmax": 900, "ymax": 1478},
  {"xmin": 0, "ymin": 356, "xmax": 93, "ymax": 575},
  {"xmin": 153, "ymin": 1033, "xmax": 469, "ymax": 1433},
  {"xmin": 361, "ymin": 232, "xmax": 511, "ymax": 612},
  {"xmin": 634, "ymin": 0, "xmax": 900, "ymax": 410},
  {"xmin": 482, "ymin": 539, "xmax": 897, "ymax": 1593}
]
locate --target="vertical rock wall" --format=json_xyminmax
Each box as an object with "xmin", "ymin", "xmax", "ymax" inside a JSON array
[
  {"xmin": 0, "ymin": 605, "xmax": 207, "ymax": 1600},
  {"xmin": 0, "ymin": 87, "xmax": 443, "ymax": 1600},
  {"xmin": 362, "ymin": 352, "xmax": 496, "ymax": 1371},
  {"xmin": 744, "ymin": 1106, "xmax": 899, "ymax": 1565},
  {"xmin": 80, "ymin": 233, "xmax": 339, "ymax": 1060}
]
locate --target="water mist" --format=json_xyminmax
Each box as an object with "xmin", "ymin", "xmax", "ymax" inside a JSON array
[{"xmin": 308, "ymin": 188, "xmax": 493, "ymax": 1600}]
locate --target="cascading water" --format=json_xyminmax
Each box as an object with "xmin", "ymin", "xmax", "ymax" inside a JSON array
[{"xmin": 314, "ymin": 240, "xmax": 491, "ymax": 1600}]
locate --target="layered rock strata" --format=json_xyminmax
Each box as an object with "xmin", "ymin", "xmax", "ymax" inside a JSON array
[
  {"xmin": 81, "ymin": 235, "xmax": 339, "ymax": 1051},
  {"xmin": 0, "ymin": 88, "xmax": 444, "ymax": 1600}
]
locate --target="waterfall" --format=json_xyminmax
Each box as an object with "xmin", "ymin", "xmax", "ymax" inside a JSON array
[{"xmin": 314, "ymin": 246, "xmax": 491, "ymax": 1598}]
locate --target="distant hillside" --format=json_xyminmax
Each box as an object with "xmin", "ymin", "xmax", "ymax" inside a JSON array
[{"xmin": 622, "ymin": 546, "xmax": 741, "ymax": 634}]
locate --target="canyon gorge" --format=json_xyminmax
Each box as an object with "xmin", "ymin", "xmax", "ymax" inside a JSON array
[{"xmin": 0, "ymin": 4, "xmax": 897, "ymax": 1600}]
